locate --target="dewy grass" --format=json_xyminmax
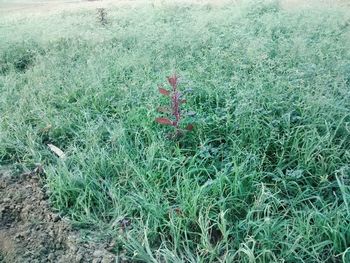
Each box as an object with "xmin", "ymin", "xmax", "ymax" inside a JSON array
[{"xmin": 1, "ymin": 1, "xmax": 350, "ymax": 262}]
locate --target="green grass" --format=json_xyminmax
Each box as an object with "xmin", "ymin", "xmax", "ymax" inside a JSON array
[{"xmin": 1, "ymin": 1, "xmax": 350, "ymax": 262}]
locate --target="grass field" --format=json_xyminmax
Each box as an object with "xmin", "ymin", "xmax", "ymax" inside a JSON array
[{"xmin": 1, "ymin": 0, "xmax": 350, "ymax": 262}]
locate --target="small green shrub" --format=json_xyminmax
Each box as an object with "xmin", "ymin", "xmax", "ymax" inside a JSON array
[{"xmin": 1, "ymin": 40, "xmax": 42, "ymax": 73}]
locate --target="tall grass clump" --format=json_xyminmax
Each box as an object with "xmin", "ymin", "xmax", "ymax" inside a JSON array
[{"xmin": 0, "ymin": 0, "xmax": 349, "ymax": 262}]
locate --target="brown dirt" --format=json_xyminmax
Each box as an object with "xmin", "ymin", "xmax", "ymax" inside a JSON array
[{"xmin": 0, "ymin": 167, "xmax": 116, "ymax": 263}]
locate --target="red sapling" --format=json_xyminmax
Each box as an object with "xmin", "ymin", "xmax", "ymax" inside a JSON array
[{"xmin": 155, "ymin": 73, "xmax": 194, "ymax": 138}]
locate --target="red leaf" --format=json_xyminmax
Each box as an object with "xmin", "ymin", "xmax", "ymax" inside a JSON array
[
  {"xmin": 158, "ymin": 87, "xmax": 170, "ymax": 96},
  {"xmin": 167, "ymin": 74, "xmax": 178, "ymax": 87},
  {"xmin": 185, "ymin": 124, "xmax": 194, "ymax": 131},
  {"xmin": 155, "ymin": 117, "xmax": 173, "ymax": 126},
  {"xmin": 157, "ymin": 106, "xmax": 170, "ymax": 113}
]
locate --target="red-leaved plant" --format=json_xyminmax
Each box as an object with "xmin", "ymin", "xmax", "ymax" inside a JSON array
[{"xmin": 155, "ymin": 73, "xmax": 194, "ymax": 138}]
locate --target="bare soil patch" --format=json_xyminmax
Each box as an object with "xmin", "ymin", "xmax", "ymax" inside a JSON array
[{"xmin": 0, "ymin": 168, "xmax": 115, "ymax": 263}]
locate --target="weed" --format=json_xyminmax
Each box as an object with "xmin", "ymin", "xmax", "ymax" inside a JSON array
[
  {"xmin": 0, "ymin": 40, "xmax": 42, "ymax": 73},
  {"xmin": 155, "ymin": 73, "xmax": 194, "ymax": 138},
  {"xmin": 97, "ymin": 8, "xmax": 108, "ymax": 26}
]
